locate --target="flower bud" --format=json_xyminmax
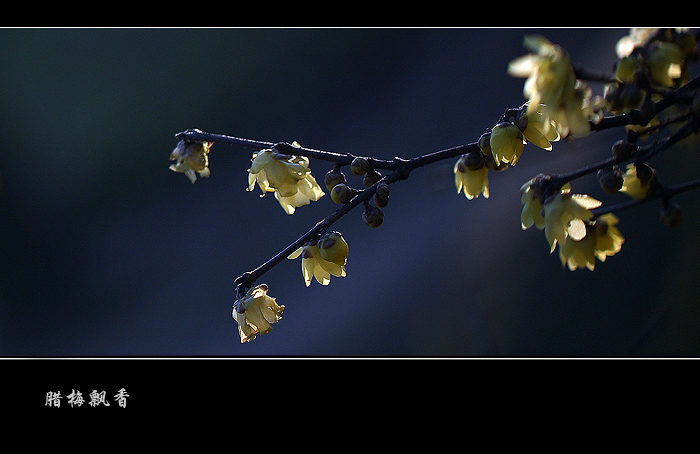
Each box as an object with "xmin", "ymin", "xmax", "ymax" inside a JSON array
[
  {"xmin": 363, "ymin": 169, "xmax": 382, "ymax": 188},
  {"xmin": 634, "ymin": 162, "xmax": 655, "ymax": 186},
  {"xmin": 490, "ymin": 122, "xmax": 524, "ymax": 166},
  {"xmin": 330, "ymin": 183, "xmax": 353, "ymax": 204},
  {"xmin": 515, "ymin": 114, "xmax": 529, "ymax": 134},
  {"xmin": 372, "ymin": 194, "xmax": 388, "ymax": 208},
  {"xmin": 597, "ymin": 165, "xmax": 624, "ymax": 194},
  {"xmin": 350, "ymin": 157, "xmax": 370, "ymax": 176},
  {"xmin": 362, "ymin": 204, "xmax": 384, "ymax": 228},
  {"xmin": 375, "ymin": 181, "xmax": 390, "ymax": 199},
  {"xmin": 478, "ymin": 131, "xmax": 492, "ymax": 154},
  {"xmin": 373, "ymin": 181, "xmax": 390, "ymax": 207},
  {"xmin": 318, "ymin": 231, "xmax": 349, "ymax": 265},
  {"xmin": 611, "ymin": 139, "xmax": 636, "ymax": 159},
  {"xmin": 324, "ymin": 167, "xmax": 346, "ymax": 191},
  {"xmin": 604, "ymin": 82, "xmax": 645, "ymax": 113},
  {"xmin": 660, "ymin": 202, "xmax": 683, "ymax": 228}
]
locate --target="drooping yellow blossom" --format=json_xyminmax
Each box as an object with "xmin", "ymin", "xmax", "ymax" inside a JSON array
[
  {"xmin": 519, "ymin": 106, "xmax": 560, "ymax": 151},
  {"xmin": 508, "ymin": 35, "xmax": 595, "ymax": 138},
  {"xmin": 170, "ymin": 139, "xmax": 213, "ymax": 184},
  {"xmin": 619, "ymin": 163, "xmax": 656, "ymax": 200},
  {"xmin": 558, "ymin": 213, "xmax": 624, "ymax": 270},
  {"xmin": 454, "ymin": 153, "xmax": 489, "ymax": 200},
  {"xmin": 520, "ymin": 175, "xmax": 560, "ymax": 231},
  {"xmin": 288, "ymin": 241, "xmax": 346, "ymax": 287},
  {"xmin": 543, "ymin": 191, "xmax": 602, "ymax": 253},
  {"xmin": 490, "ymin": 122, "xmax": 524, "ymax": 166},
  {"xmin": 645, "ymin": 41, "xmax": 684, "ymax": 87},
  {"xmin": 247, "ymin": 144, "xmax": 325, "ymax": 214},
  {"xmin": 317, "ymin": 231, "xmax": 349, "ymax": 266},
  {"xmin": 592, "ymin": 214, "xmax": 625, "ymax": 262},
  {"xmin": 232, "ymin": 284, "xmax": 285, "ymax": 343},
  {"xmin": 508, "ymin": 35, "xmax": 576, "ymax": 111}
]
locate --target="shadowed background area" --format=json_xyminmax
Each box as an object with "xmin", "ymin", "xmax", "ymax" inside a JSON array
[{"xmin": 1, "ymin": 28, "xmax": 698, "ymax": 357}]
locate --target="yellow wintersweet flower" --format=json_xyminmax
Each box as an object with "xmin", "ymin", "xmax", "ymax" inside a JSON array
[
  {"xmin": 248, "ymin": 145, "xmax": 325, "ymax": 215},
  {"xmin": 454, "ymin": 153, "xmax": 489, "ymax": 200},
  {"xmin": 317, "ymin": 231, "xmax": 349, "ymax": 266},
  {"xmin": 543, "ymin": 191, "xmax": 601, "ymax": 253},
  {"xmin": 508, "ymin": 36, "xmax": 576, "ymax": 110},
  {"xmin": 558, "ymin": 213, "xmax": 624, "ymax": 270},
  {"xmin": 170, "ymin": 139, "xmax": 212, "ymax": 184},
  {"xmin": 592, "ymin": 214, "xmax": 625, "ymax": 262},
  {"xmin": 520, "ymin": 175, "xmax": 559, "ymax": 230},
  {"xmin": 508, "ymin": 35, "xmax": 594, "ymax": 138},
  {"xmin": 645, "ymin": 41, "xmax": 684, "ymax": 87},
  {"xmin": 619, "ymin": 163, "xmax": 656, "ymax": 200},
  {"xmin": 519, "ymin": 106, "xmax": 560, "ymax": 151},
  {"xmin": 490, "ymin": 122, "xmax": 524, "ymax": 166},
  {"xmin": 232, "ymin": 284, "xmax": 285, "ymax": 343},
  {"xmin": 288, "ymin": 241, "xmax": 346, "ymax": 287},
  {"xmin": 557, "ymin": 229, "xmax": 596, "ymax": 271}
]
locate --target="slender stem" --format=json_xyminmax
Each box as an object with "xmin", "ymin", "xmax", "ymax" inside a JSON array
[
  {"xmin": 591, "ymin": 75, "xmax": 700, "ymax": 133},
  {"xmin": 176, "ymin": 129, "xmax": 355, "ymax": 165},
  {"xmin": 231, "ymin": 141, "xmax": 479, "ymax": 291},
  {"xmin": 592, "ymin": 177, "xmax": 700, "ymax": 218},
  {"xmin": 235, "ymin": 173, "xmax": 399, "ymax": 291}
]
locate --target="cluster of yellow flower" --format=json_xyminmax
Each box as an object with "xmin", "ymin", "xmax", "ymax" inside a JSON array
[
  {"xmin": 247, "ymin": 142, "xmax": 326, "ymax": 215},
  {"xmin": 519, "ymin": 176, "xmax": 624, "ymax": 270},
  {"xmin": 453, "ymin": 103, "xmax": 561, "ymax": 201},
  {"xmin": 230, "ymin": 231, "xmax": 350, "ymax": 343},
  {"xmin": 606, "ymin": 28, "xmax": 697, "ymax": 123},
  {"xmin": 455, "ymin": 31, "xmax": 698, "ymax": 272},
  {"xmin": 508, "ymin": 35, "xmax": 605, "ymax": 139},
  {"xmin": 172, "ymin": 29, "xmax": 699, "ymax": 343},
  {"xmin": 288, "ymin": 231, "xmax": 349, "ymax": 287},
  {"xmin": 615, "ymin": 28, "xmax": 696, "ymax": 88}
]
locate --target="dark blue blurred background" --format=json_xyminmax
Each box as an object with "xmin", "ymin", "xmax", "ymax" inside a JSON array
[{"xmin": 1, "ymin": 28, "xmax": 698, "ymax": 357}]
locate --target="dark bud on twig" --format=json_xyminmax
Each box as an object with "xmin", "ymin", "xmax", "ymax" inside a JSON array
[
  {"xmin": 350, "ymin": 157, "xmax": 370, "ymax": 176},
  {"xmin": 373, "ymin": 181, "xmax": 390, "ymax": 208},
  {"xmin": 362, "ymin": 203, "xmax": 384, "ymax": 228},
  {"xmin": 611, "ymin": 139, "xmax": 636, "ymax": 159},
  {"xmin": 661, "ymin": 201, "xmax": 683, "ymax": 228},
  {"xmin": 363, "ymin": 169, "xmax": 382, "ymax": 188},
  {"xmin": 325, "ymin": 167, "xmax": 347, "ymax": 191},
  {"xmin": 330, "ymin": 183, "xmax": 356, "ymax": 204},
  {"xmin": 597, "ymin": 165, "xmax": 624, "ymax": 194}
]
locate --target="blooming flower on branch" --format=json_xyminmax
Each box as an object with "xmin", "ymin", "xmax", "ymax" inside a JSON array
[
  {"xmin": 558, "ymin": 213, "xmax": 624, "ymax": 270},
  {"xmin": 490, "ymin": 122, "xmax": 524, "ymax": 166},
  {"xmin": 508, "ymin": 35, "xmax": 596, "ymax": 138},
  {"xmin": 520, "ymin": 174, "xmax": 553, "ymax": 231},
  {"xmin": 454, "ymin": 152, "xmax": 489, "ymax": 200},
  {"xmin": 543, "ymin": 189, "xmax": 601, "ymax": 253},
  {"xmin": 232, "ymin": 284, "xmax": 285, "ymax": 343},
  {"xmin": 518, "ymin": 105, "xmax": 560, "ymax": 151},
  {"xmin": 170, "ymin": 139, "xmax": 213, "ymax": 184},
  {"xmin": 645, "ymin": 41, "xmax": 684, "ymax": 87},
  {"xmin": 619, "ymin": 163, "xmax": 656, "ymax": 200},
  {"xmin": 288, "ymin": 238, "xmax": 347, "ymax": 287},
  {"xmin": 247, "ymin": 143, "xmax": 325, "ymax": 214}
]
